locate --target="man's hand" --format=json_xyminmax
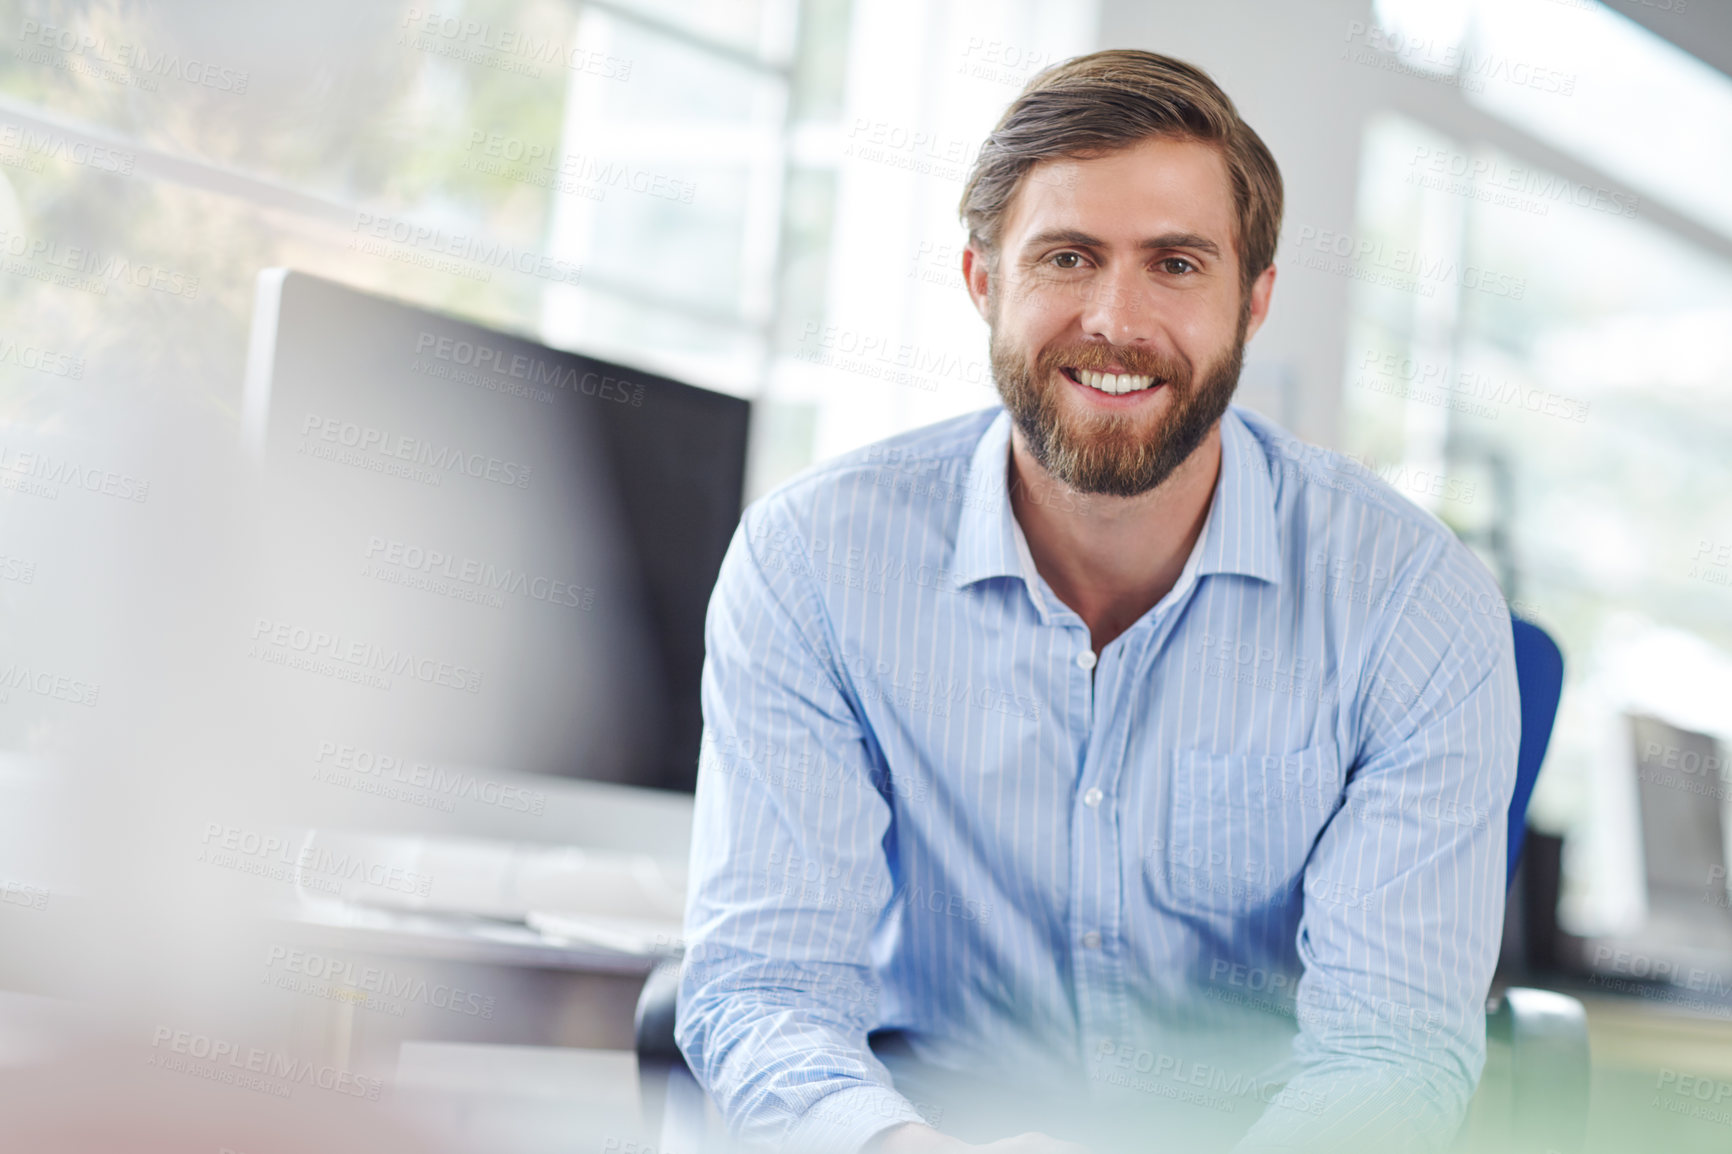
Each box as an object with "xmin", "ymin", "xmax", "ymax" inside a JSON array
[{"xmin": 865, "ymin": 1122, "xmax": 1092, "ymax": 1154}]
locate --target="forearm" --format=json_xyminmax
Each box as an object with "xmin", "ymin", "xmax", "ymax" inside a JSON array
[
  {"xmin": 1232, "ymin": 983, "xmax": 1485, "ymax": 1154},
  {"xmin": 865, "ymin": 1122, "xmax": 966, "ymax": 1154},
  {"xmin": 678, "ymin": 950, "xmax": 927, "ymax": 1154},
  {"xmin": 1239, "ymin": 600, "xmax": 1513, "ymax": 1152},
  {"xmin": 1231, "ymin": 1053, "xmax": 1475, "ymax": 1153}
]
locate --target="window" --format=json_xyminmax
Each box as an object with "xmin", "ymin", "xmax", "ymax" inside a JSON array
[{"xmin": 1348, "ymin": 0, "xmax": 1732, "ymax": 936}]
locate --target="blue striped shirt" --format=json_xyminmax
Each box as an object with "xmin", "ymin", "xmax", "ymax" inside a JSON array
[{"xmin": 677, "ymin": 403, "xmax": 1519, "ymax": 1153}]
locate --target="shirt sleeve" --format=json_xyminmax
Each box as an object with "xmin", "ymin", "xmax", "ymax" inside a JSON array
[
  {"xmin": 676, "ymin": 509, "xmax": 928, "ymax": 1154},
  {"xmin": 1234, "ymin": 542, "xmax": 1521, "ymax": 1152}
]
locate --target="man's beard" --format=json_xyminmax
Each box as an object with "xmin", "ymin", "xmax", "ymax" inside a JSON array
[{"xmin": 989, "ymin": 304, "xmax": 1249, "ymax": 498}]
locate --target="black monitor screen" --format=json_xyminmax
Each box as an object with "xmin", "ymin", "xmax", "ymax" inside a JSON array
[{"xmin": 241, "ymin": 270, "xmax": 749, "ymax": 792}]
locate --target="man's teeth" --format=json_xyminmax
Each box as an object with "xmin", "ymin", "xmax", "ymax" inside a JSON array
[{"xmin": 1076, "ymin": 368, "xmax": 1155, "ymax": 395}]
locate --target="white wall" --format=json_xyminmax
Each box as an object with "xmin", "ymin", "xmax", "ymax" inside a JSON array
[{"xmin": 1093, "ymin": 0, "xmax": 1381, "ymax": 448}]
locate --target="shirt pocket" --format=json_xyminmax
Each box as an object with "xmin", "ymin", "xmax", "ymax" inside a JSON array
[{"xmin": 1157, "ymin": 743, "xmax": 1344, "ymax": 919}]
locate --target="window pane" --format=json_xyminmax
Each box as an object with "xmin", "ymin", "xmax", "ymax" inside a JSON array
[
  {"xmin": 1346, "ymin": 109, "xmax": 1732, "ymax": 941},
  {"xmin": 601, "ymin": 0, "xmax": 794, "ymax": 65},
  {"xmin": 538, "ymin": 7, "xmax": 787, "ymax": 376}
]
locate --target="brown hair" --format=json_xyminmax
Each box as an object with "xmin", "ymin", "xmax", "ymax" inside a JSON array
[{"xmin": 959, "ymin": 49, "xmax": 1283, "ymax": 293}]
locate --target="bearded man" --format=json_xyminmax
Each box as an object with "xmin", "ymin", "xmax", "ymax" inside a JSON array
[{"xmin": 675, "ymin": 49, "xmax": 1518, "ymax": 1154}]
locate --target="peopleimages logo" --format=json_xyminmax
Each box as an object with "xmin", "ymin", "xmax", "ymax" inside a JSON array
[
  {"xmin": 1, "ymin": 878, "xmax": 49, "ymax": 910},
  {"xmin": 248, "ymin": 616, "xmax": 485, "ymax": 694},
  {"xmin": 399, "ymin": 9, "xmax": 632, "ymax": 79},
  {"xmin": 263, "ymin": 945, "xmax": 497, "ymax": 1018},
  {"xmin": 17, "ymin": 21, "xmax": 251, "ymax": 93},
  {"xmin": 1406, "ymin": 146, "xmax": 1639, "ymax": 219},
  {"xmin": 147, "ymin": 1027, "xmax": 383, "ymax": 1100},
  {"xmin": 1342, "ymin": 20, "xmax": 1577, "ymax": 97},
  {"xmin": 461, "ymin": 131, "xmax": 695, "ymax": 204},
  {"xmin": 0, "ymin": 660, "xmax": 101, "ymax": 707},
  {"xmin": 350, "ymin": 211, "xmax": 583, "ymax": 285},
  {"xmin": 1290, "ymin": 225, "xmax": 1525, "ymax": 299},
  {"xmin": 0, "ymin": 227, "xmax": 200, "ymax": 296},
  {"xmin": 298, "ymin": 412, "xmax": 532, "ymax": 489},
  {"xmin": 364, "ymin": 535, "xmax": 596, "ymax": 611},
  {"xmin": 313, "ymin": 739, "xmax": 548, "ymax": 815},
  {"xmin": 0, "ymin": 121, "xmax": 135, "ymax": 175},
  {"xmin": 1090, "ymin": 1038, "xmax": 1327, "ymax": 1116},
  {"xmin": 0, "ymin": 337, "xmax": 83, "ymax": 378},
  {"xmin": 198, "ymin": 822, "xmax": 434, "ymax": 899},
  {"xmin": 0, "ymin": 442, "xmax": 151, "ymax": 502},
  {"xmin": 414, "ymin": 331, "xmax": 644, "ymax": 405}
]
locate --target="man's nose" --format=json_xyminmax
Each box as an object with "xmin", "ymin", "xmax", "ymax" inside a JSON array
[{"xmin": 1075, "ymin": 266, "xmax": 1156, "ymax": 345}]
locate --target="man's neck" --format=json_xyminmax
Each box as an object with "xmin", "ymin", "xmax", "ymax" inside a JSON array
[{"xmin": 1007, "ymin": 421, "xmax": 1223, "ymax": 654}]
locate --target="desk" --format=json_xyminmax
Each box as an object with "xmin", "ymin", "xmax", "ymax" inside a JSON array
[
  {"xmin": 242, "ymin": 776, "xmax": 694, "ymax": 1072},
  {"xmin": 256, "ymin": 902, "xmax": 661, "ymax": 1087},
  {"xmin": 395, "ymin": 1043, "xmax": 649, "ymax": 1154},
  {"xmin": 254, "ymin": 907, "xmax": 667, "ymax": 1153},
  {"xmin": 1577, "ymin": 991, "xmax": 1732, "ymax": 1154}
]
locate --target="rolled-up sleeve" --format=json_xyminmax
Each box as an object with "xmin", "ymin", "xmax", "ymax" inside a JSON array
[
  {"xmin": 677, "ymin": 508, "xmax": 927, "ymax": 1154},
  {"xmin": 1235, "ymin": 544, "xmax": 1520, "ymax": 1152}
]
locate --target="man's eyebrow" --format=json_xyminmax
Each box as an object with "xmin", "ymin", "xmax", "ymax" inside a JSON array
[{"xmin": 1020, "ymin": 228, "xmax": 1223, "ymax": 259}]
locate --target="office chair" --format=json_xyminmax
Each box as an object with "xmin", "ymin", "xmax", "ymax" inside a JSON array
[
  {"xmin": 636, "ymin": 617, "xmax": 1587, "ymax": 1153},
  {"xmin": 1506, "ymin": 618, "xmax": 1565, "ymax": 889},
  {"xmin": 1472, "ymin": 617, "xmax": 1588, "ymax": 1153}
]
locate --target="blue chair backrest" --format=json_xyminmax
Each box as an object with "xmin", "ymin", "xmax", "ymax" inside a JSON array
[{"xmin": 1508, "ymin": 617, "xmax": 1564, "ymax": 887}]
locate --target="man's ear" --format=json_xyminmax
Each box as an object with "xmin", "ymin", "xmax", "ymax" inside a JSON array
[
  {"xmin": 962, "ymin": 243, "xmax": 993, "ymax": 323},
  {"xmin": 1243, "ymin": 262, "xmax": 1277, "ymax": 344}
]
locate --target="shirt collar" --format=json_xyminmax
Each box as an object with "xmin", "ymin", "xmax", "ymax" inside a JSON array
[
  {"xmin": 949, "ymin": 404, "xmax": 1283, "ymax": 595},
  {"xmin": 949, "ymin": 408, "xmax": 1031, "ymax": 591},
  {"xmin": 1194, "ymin": 404, "xmax": 1284, "ymax": 585}
]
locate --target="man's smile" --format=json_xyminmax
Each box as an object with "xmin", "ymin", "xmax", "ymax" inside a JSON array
[{"xmin": 1058, "ymin": 365, "xmax": 1165, "ymax": 397}]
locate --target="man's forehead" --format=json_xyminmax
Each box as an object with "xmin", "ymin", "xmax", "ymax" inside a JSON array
[{"xmin": 1002, "ymin": 137, "xmax": 1237, "ymax": 251}]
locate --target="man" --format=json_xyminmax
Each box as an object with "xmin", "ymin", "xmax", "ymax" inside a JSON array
[{"xmin": 677, "ymin": 49, "xmax": 1517, "ymax": 1154}]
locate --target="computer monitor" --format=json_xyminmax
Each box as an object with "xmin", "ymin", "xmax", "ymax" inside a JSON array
[
  {"xmin": 241, "ymin": 270, "xmax": 750, "ymax": 792},
  {"xmin": 1631, "ymin": 713, "xmax": 1732, "ymax": 942},
  {"xmin": 1551, "ymin": 713, "xmax": 1732, "ymax": 989}
]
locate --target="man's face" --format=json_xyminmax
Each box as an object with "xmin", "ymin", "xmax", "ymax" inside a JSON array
[{"xmin": 964, "ymin": 136, "xmax": 1275, "ymax": 497}]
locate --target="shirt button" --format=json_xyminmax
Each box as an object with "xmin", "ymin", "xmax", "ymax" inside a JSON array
[
  {"xmin": 1083, "ymin": 787, "xmax": 1103, "ymax": 808},
  {"xmin": 1075, "ymin": 650, "xmax": 1097, "ymax": 671},
  {"xmin": 1081, "ymin": 931, "xmax": 1102, "ymax": 950}
]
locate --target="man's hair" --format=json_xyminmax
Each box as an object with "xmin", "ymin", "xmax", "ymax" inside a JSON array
[{"xmin": 958, "ymin": 49, "xmax": 1284, "ymax": 293}]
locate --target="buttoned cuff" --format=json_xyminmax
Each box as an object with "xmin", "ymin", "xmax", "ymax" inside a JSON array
[{"xmin": 780, "ymin": 1082, "xmax": 930, "ymax": 1154}]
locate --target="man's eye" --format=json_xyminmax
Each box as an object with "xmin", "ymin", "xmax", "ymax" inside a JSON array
[
  {"xmin": 1159, "ymin": 257, "xmax": 1197, "ymax": 275},
  {"xmin": 1051, "ymin": 252, "xmax": 1085, "ymax": 269}
]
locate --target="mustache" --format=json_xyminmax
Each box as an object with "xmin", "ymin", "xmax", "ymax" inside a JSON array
[{"xmin": 1034, "ymin": 342, "xmax": 1192, "ymax": 384}]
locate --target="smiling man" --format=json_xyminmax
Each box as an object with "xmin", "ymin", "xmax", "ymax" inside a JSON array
[{"xmin": 677, "ymin": 50, "xmax": 1518, "ymax": 1154}]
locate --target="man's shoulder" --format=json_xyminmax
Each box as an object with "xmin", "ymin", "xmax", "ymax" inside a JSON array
[
  {"xmin": 1231, "ymin": 405, "xmax": 1446, "ymax": 532},
  {"xmin": 1228, "ymin": 406, "xmax": 1511, "ymax": 638},
  {"xmin": 743, "ymin": 405, "xmax": 1002, "ymax": 532}
]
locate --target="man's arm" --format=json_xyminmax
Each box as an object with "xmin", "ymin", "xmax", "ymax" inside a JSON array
[
  {"xmin": 1234, "ymin": 547, "xmax": 1520, "ymax": 1152},
  {"xmin": 677, "ymin": 511, "xmax": 928, "ymax": 1154}
]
